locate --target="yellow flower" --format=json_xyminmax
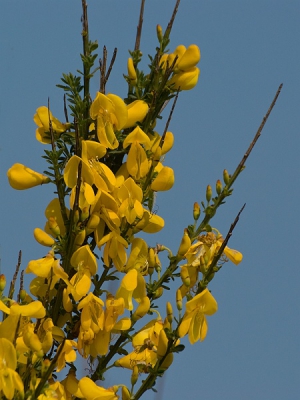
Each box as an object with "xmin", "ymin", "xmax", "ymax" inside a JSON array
[
  {"xmin": 178, "ymin": 288, "xmax": 218, "ymax": 344},
  {"xmin": 56, "ymin": 340, "xmax": 77, "ymax": 372},
  {"xmin": 133, "ymin": 210, "xmax": 164, "ymax": 234},
  {"xmin": 115, "ymin": 320, "xmax": 164, "ymax": 371},
  {"xmin": 0, "ymin": 299, "xmax": 46, "ymax": 319},
  {"xmin": 77, "ymin": 292, "xmax": 104, "ymax": 333},
  {"xmin": 166, "ymin": 44, "xmax": 201, "ymax": 90},
  {"xmin": 123, "ymin": 100, "xmax": 149, "ymax": 129},
  {"xmin": 7, "ymin": 163, "xmax": 50, "ymax": 190},
  {"xmin": 78, "ymin": 377, "xmax": 119, "ymax": 400},
  {"xmin": 26, "ymin": 250, "xmax": 56, "ymax": 278},
  {"xmin": 34, "ymin": 106, "xmax": 70, "ymax": 144},
  {"xmin": 98, "ymin": 231, "xmax": 128, "ymax": 271},
  {"xmin": 151, "ymin": 165, "xmax": 174, "ymax": 192},
  {"xmin": 123, "ymin": 126, "xmax": 151, "ymax": 179},
  {"xmin": 90, "ymin": 92, "xmax": 128, "ymax": 149},
  {"xmin": 33, "ymin": 227, "xmax": 55, "ymax": 247},
  {"xmin": 117, "ymin": 178, "xmax": 144, "ymax": 224},
  {"xmin": 64, "ymin": 155, "xmax": 95, "ymax": 209},
  {"xmin": 44, "ymin": 198, "xmax": 69, "ymax": 237},
  {"xmin": 0, "ymin": 338, "xmax": 24, "ymax": 399},
  {"xmin": 116, "ymin": 268, "xmax": 147, "ymax": 310}
]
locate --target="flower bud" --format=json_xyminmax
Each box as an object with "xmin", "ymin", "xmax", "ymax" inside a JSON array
[
  {"xmin": 193, "ymin": 202, "xmax": 200, "ymax": 220},
  {"xmin": 7, "ymin": 163, "xmax": 51, "ymax": 190},
  {"xmin": 157, "ymin": 329, "xmax": 168, "ymax": 359},
  {"xmin": 0, "ymin": 274, "xmax": 6, "ymax": 292},
  {"xmin": 127, "ymin": 58, "xmax": 137, "ymax": 83},
  {"xmin": 156, "ymin": 24, "xmax": 163, "ymax": 42},
  {"xmin": 148, "ymin": 248, "xmax": 156, "ymax": 276},
  {"xmin": 177, "ymin": 229, "xmax": 191, "ymax": 258},
  {"xmin": 223, "ymin": 169, "xmax": 230, "ymax": 185},
  {"xmin": 19, "ymin": 289, "xmax": 27, "ymax": 302},
  {"xmin": 180, "ymin": 265, "xmax": 190, "ymax": 287},
  {"xmin": 216, "ymin": 179, "xmax": 222, "ymax": 195},
  {"xmin": 176, "ymin": 289, "xmax": 182, "ymax": 311},
  {"xmin": 131, "ymin": 365, "xmax": 139, "ymax": 386},
  {"xmin": 166, "ymin": 302, "xmax": 173, "ymax": 324},
  {"xmin": 206, "ymin": 185, "xmax": 212, "ymax": 202}
]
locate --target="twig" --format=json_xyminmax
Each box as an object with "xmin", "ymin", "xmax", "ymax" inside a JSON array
[
  {"xmin": 164, "ymin": 0, "xmax": 181, "ymax": 41},
  {"xmin": 135, "ymin": 0, "xmax": 146, "ymax": 51},
  {"xmin": 160, "ymin": 89, "xmax": 179, "ymax": 147},
  {"xmin": 99, "ymin": 46, "xmax": 107, "ymax": 93},
  {"xmin": 8, "ymin": 251, "xmax": 22, "ymax": 300},
  {"xmin": 195, "ymin": 83, "xmax": 283, "ymax": 237},
  {"xmin": 105, "ymin": 48, "xmax": 117, "ymax": 83},
  {"xmin": 235, "ymin": 83, "xmax": 283, "ymax": 179}
]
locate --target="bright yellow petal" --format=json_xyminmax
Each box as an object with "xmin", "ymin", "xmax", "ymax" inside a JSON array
[
  {"xmin": 7, "ymin": 164, "xmax": 50, "ymax": 190},
  {"xmin": 123, "ymin": 100, "xmax": 149, "ymax": 129},
  {"xmin": 224, "ymin": 246, "xmax": 243, "ymax": 265},
  {"xmin": 151, "ymin": 166, "xmax": 174, "ymax": 191}
]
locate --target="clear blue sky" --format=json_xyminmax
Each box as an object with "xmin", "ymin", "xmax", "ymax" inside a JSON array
[{"xmin": 1, "ymin": 1, "xmax": 299, "ymax": 399}]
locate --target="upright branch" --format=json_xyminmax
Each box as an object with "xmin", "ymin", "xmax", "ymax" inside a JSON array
[{"xmin": 135, "ymin": 0, "xmax": 146, "ymax": 51}]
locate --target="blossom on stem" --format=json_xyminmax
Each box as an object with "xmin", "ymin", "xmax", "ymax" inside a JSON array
[
  {"xmin": 78, "ymin": 377, "xmax": 119, "ymax": 400},
  {"xmin": 123, "ymin": 126, "xmax": 151, "ymax": 180},
  {"xmin": 90, "ymin": 92, "xmax": 128, "ymax": 149},
  {"xmin": 0, "ymin": 338, "xmax": 24, "ymax": 399},
  {"xmin": 34, "ymin": 106, "xmax": 70, "ymax": 144},
  {"xmin": 123, "ymin": 100, "xmax": 149, "ymax": 129},
  {"xmin": 7, "ymin": 163, "xmax": 50, "ymax": 190},
  {"xmin": 178, "ymin": 288, "xmax": 218, "ymax": 344}
]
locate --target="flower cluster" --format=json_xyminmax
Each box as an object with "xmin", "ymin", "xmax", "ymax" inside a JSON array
[{"xmin": 2, "ymin": 3, "xmax": 244, "ymax": 400}]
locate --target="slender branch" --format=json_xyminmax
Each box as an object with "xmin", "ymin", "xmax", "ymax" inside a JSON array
[
  {"xmin": 99, "ymin": 46, "xmax": 107, "ymax": 93},
  {"xmin": 135, "ymin": 0, "xmax": 146, "ymax": 51},
  {"xmin": 164, "ymin": 0, "xmax": 181, "ymax": 41},
  {"xmin": 81, "ymin": 0, "xmax": 90, "ymax": 137},
  {"xmin": 160, "ymin": 89, "xmax": 179, "ymax": 147},
  {"xmin": 105, "ymin": 48, "xmax": 118, "ymax": 84},
  {"xmin": 8, "ymin": 251, "xmax": 22, "ymax": 301},
  {"xmin": 194, "ymin": 83, "xmax": 283, "ymax": 237}
]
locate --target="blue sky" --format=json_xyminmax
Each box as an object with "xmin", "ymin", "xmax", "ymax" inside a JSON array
[{"xmin": 1, "ymin": 1, "xmax": 299, "ymax": 399}]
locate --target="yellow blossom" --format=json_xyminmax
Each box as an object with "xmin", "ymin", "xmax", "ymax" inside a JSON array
[
  {"xmin": 123, "ymin": 100, "xmax": 149, "ymax": 129},
  {"xmin": 151, "ymin": 166, "xmax": 174, "ymax": 191},
  {"xmin": 90, "ymin": 92, "xmax": 128, "ymax": 149},
  {"xmin": 79, "ymin": 377, "xmax": 119, "ymax": 400},
  {"xmin": 0, "ymin": 299, "xmax": 46, "ymax": 319},
  {"xmin": 7, "ymin": 163, "xmax": 51, "ymax": 190},
  {"xmin": 0, "ymin": 338, "xmax": 24, "ymax": 399},
  {"xmin": 117, "ymin": 178, "xmax": 144, "ymax": 224},
  {"xmin": 33, "ymin": 227, "xmax": 55, "ymax": 247},
  {"xmin": 64, "ymin": 155, "xmax": 95, "ymax": 209},
  {"xmin": 123, "ymin": 126, "xmax": 151, "ymax": 179},
  {"xmin": 178, "ymin": 288, "xmax": 218, "ymax": 343},
  {"xmin": 56, "ymin": 340, "xmax": 77, "ymax": 372},
  {"xmin": 34, "ymin": 106, "xmax": 71, "ymax": 144}
]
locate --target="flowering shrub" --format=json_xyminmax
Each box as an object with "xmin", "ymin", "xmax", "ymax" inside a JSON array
[{"xmin": 1, "ymin": 1, "xmax": 282, "ymax": 399}]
